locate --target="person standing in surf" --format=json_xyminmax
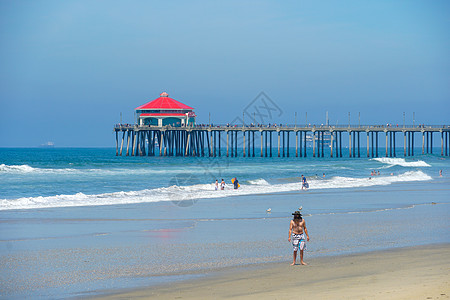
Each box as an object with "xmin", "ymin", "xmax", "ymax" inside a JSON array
[
  {"xmin": 288, "ymin": 211, "xmax": 309, "ymax": 265},
  {"xmin": 233, "ymin": 177, "xmax": 239, "ymax": 189},
  {"xmin": 301, "ymin": 175, "xmax": 308, "ymax": 190}
]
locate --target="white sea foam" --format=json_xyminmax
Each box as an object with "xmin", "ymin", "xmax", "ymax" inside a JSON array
[
  {"xmin": 247, "ymin": 178, "xmax": 270, "ymax": 185},
  {"xmin": 0, "ymin": 164, "xmax": 226, "ymax": 176},
  {"xmin": 0, "ymin": 164, "xmax": 170, "ymax": 175},
  {"xmin": 0, "ymin": 164, "xmax": 36, "ymax": 173},
  {"xmin": 372, "ymin": 157, "xmax": 431, "ymax": 167},
  {"xmin": 0, "ymin": 164, "xmax": 77, "ymax": 174},
  {"xmin": 0, "ymin": 170, "xmax": 433, "ymax": 211}
]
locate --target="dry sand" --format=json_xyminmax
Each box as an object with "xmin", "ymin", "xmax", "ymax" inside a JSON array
[{"xmin": 96, "ymin": 244, "xmax": 450, "ymax": 300}]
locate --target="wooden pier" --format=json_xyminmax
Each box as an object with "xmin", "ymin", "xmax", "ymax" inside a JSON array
[{"xmin": 114, "ymin": 124, "xmax": 450, "ymax": 158}]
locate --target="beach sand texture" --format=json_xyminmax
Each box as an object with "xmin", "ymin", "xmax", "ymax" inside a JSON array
[{"xmin": 98, "ymin": 244, "xmax": 450, "ymax": 300}]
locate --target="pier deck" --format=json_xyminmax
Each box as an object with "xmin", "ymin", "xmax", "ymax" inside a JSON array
[{"xmin": 113, "ymin": 124, "xmax": 450, "ymax": 158}]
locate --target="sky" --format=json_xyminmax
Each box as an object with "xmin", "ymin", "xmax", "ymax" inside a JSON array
[{"xmin": 0, "ymin": 0, "xmax": 449, "ymax": 147}]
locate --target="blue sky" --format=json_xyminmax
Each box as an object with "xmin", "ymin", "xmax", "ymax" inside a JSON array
[{"xmin": 0, "ymin": 0, "xmax": 449, "ymax": 147}]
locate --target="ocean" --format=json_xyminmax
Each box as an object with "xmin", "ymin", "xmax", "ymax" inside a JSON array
[{"xmin": 1, "ymin": 147, "xmax": 449, "ymax": 299}]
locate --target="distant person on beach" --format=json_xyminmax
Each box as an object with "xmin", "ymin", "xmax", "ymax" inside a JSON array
[
  {"xmin": 215, "ymin": 180, "xmax": 218, "ymax": 190},
  {"xmin": 440, "ymin": 170, "xmax": 443, "ymax": 177},
  {"xmin": 301, "ymin": 175, "xmax": 308, "ymax": 190},
  {"xmin": 233, "ymin": 177, "xmax": 239, "ymax": 189},
  {"xmin": 323, "ymin": 173, "xmax": 325, "ymax": 178},
  {"xmin": 220, "ymin": 179, "xmax": 225, "ymax": 190},
  {"xmin": 288, "ymin": 211, "xmax": 309, "ymax": 265}
]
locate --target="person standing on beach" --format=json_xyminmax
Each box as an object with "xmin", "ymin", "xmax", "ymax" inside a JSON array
[
  {"xmin": 215, "ymin": 180, "xmax": 219, "ymax": 190},
  {"xmin": 288, "ymin": 211, "xmax": 309, "ymax": 265},
  {"xmin": 220, "ymin": 179, "xmax": 225, "ymax": 190}
]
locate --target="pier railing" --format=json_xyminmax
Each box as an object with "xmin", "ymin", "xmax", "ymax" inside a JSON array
[{"xmin": 114, "ymin": 124, "xmax": 449, "ymax": 131}]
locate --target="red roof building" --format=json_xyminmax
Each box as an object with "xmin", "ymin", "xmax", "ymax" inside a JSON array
[{"xmin": 135, "ymin": 92, "xmax": 196, "ymax": 127}]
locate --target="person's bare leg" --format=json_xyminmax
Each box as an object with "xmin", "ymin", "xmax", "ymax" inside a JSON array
[
  {"xmin": 291, "ymin": 250, "xmax": 297, "ymax": 265},
  {"xmin": 300, "ymin": 250, "xmax": 307, "ymax": 265}
]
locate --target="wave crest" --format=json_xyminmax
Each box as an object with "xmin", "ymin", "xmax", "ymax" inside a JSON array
[{"xmin": 372, "ymin": 158, "xmax": 430, "ymax": 167}]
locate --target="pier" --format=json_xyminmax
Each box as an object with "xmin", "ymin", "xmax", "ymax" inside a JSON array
[{"xmin": 114, "ymin": 124, "xmax": 450, "ymax": 158}]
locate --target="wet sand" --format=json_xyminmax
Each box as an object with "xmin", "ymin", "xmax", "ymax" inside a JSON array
[{"xmin": 96, "ymin": 243, "xmax": 450, "ymax": 300}]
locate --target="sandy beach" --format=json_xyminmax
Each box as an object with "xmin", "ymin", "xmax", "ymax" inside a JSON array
[
  {"xmin": 96, "ymin": 244, "xmax": 450, "ymax": 300},
  {"xmin": 2, "ymin": 149, "xmax": 449, "ymax": 299}
]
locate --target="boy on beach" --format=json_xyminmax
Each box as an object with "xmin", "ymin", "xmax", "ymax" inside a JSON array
[{"xmin": 288, "ymin": 211, "xmax": 309, "ymax": 265}]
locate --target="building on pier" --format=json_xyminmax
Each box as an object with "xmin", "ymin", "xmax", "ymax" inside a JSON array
[{"xmin": 135, "ymin": 92, "xmax": 196, "ymax": 127}]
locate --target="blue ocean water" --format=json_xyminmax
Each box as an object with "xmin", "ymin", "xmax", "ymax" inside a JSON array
[
  {"xmin": 0, "ymin": 147, "xmax": 446, "ymax": 209},
  {"xmin": 0, "ymin": 147, "xmax": 449, "ymax": 299}
]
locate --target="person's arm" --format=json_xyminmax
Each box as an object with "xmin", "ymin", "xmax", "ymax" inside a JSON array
[
  {"xmin": 288, "ymin": 221, "xmax": 293, "ymax": 242},
  {"xmin": 303, "ymin": 222, "xmax": 310, "ymax": 241}
]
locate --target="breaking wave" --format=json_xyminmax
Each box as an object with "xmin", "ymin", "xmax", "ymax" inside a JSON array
[
  {"xmin": 372, "ymin": 158, "xmax": 431, "ymax": 167},
  {"xmin": 0, "ymin": 170, "xmax": 432, "ymax": 210}
]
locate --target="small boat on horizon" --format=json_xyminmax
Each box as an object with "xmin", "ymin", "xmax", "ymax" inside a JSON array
[{"xmin": 39, "ymin": 142, "xmax": 55, "ymax": 148}]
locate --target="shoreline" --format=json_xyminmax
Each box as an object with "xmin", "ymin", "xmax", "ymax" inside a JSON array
[{"xmin": 93, "ymin": 243, "xmax": 450, "ymax": 299}]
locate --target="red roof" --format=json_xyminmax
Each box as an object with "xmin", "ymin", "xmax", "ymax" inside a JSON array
[
  {"xmin": 140, "ymin": 113, "xmax": 186, "ymax": 117},
  {"xmin": 135, "ymin": 92, "xmax": 194, "ymax": 110}
]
